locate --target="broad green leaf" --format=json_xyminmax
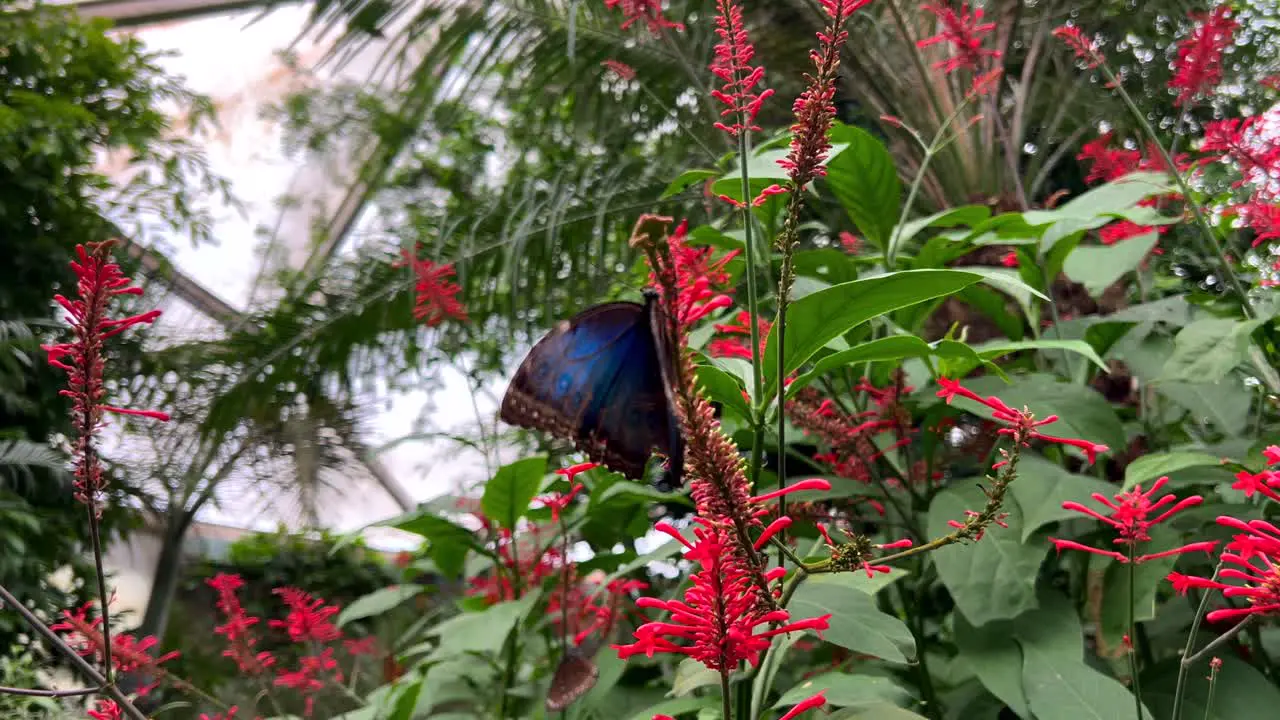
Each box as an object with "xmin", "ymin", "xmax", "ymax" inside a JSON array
[
  {"xmin": 1026, "ymin": 172, "xmax": 1171, "ymax": 224},
  {"xmin": 781, "ymin": 475, "xmax": 881, "ymax": 502},
  {"xmin": 895, "ymin": 205, "xmax": 992, "ymax": 247},
  {"xmin": 762, "ymin": 270, "xmax": 983, "ymax": 402},
  {"xmin": 794, "ymin": 248, "xmax": 859, "ymax": 286},
  {"xmin": 830, "ymin": 705, "xmax": 929, "ymax": 720},
  {"xmin": 696, "ymin": 364, "xmax": 752, "ymax": 420},
  {"xmin": 974, "ymin": 339, "xmax": 1108, "ymax": 372},
  {"xmin": 480, "ymin": 455, "xmax": 548, "ymax": 530},
  {"xmin": 789, "ymin": 581, "xmax": 916, "ymax": 663},
  {"xmin": 787, "ymin": 335, "xmax": 934, "ymax": 397},
  {"xmin": 962, "ymin": 266, "xmax": 1051, "ymax": 302},
  {"xmin": 805, "ymin": 565, "xmax": 911, "ymax": 597},
  {"xmin": 390, "ymin": 510, "xmax": 480, "ymax": 577},
  {"xmin": 428, "ymin": 593, "xmax": 539, "ymax": 657},
  {"xmin": 954, "ymin": 613, "xmax": 1031, "ymax": 717},
  {"xmin": 670, "ymin": 658, "xmax": 719, "ymax": 697},
  {"xmin": 1123, "ymin": 451, "xmax": 1222, "ymax": 490},
  {"xmin": 594, "ymin": 480, "xmax": 692, "ymax": 507},
  {"xmin": 945, "ymin": 373, "xmax": 1125, "ymax": 452},
  {"xmin": 714, "ymin": 143, "xmax": 849, "ymax": 201},
  {"xmin": 661, "ymin": 169, "xmax": 717, "ymax": 199},
  {"xmin": 337, "ymin": 584, "xmax": 423, "ymax": 627},
  {"xmin": 1143, "ymin": 656, "xmax": 1280, "ymax": 720},
  {"xmin": 1011, "ymin": 454, "xmax": 1116, "ymax": 541},
  {"xmin": 825, "ymin": 124, "xmax": 901, "ymax": 250},
  {"xmin": 927, "ymin": 484, "xmax": 1047, "ymax": 626},
  {"xmin": 774, "ymin": 673, "xmax": 909, "ymax": 709},
  {"xmin": 1097, "ymin": 528, "xmax": 1183, "ymax": 654},
  {"xmin": 1063, "ymin": 232, "xmax": 1159, "ymax": 298},
  {"xmin": 624, "ymin": 696, "xmax": 717, "ymax": 720},
  {"xmin": 1157, "ymin": 380, "xmax": 1251, "ymax": 436},
  {"xmin": 1158, "ymin": 317, "xmax": 1266, "ymax": 383}
]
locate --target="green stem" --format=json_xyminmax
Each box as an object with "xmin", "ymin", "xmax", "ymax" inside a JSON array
[
  {"xmin": 1171, "ymin": 563, "xmax": 1222, "ymax": 719},
  {"xmin": 1127, "ymin": 546, "xmax": 1144, "ymax": 720},
  {"xmin": 1184, "ymin": 615, "xmax": 1256, "ymax": 668},
  {"xmin": 721, "ymin": 670, "xmax": 734, "ymax": 720},
  {"xmin": 1097, "ymin": 64, "xmax": 1252, "ymax": 318},
  {"xmin": 1203, "ymin": 660, "xmax": 1221, "ymax": 720},
  {"xmin": 904, "ymin": 582, "xmax": 942, "ymax": 720},
  {"xmin": 738, "ymin": 131, "xmax": 767, "ymax": 494}
]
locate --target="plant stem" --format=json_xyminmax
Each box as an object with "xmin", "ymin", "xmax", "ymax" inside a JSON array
[
  {"xmin": 1171, "ymin": 563, "xmax": 1222, "ymax": 719},
  {"xmin": 85, "ymin": 497, "xmax": 114, "ymax": 685},
  {"xmin": 1184, "ymin": 615, "xmax": 1257, "ymax": 668},
  {"xmin": 1203, "ymin": 659, "xmax": 1221, "ymax": 720},
  {"xmin": 721, "ymin": 669, "xmax": 733, "ymax": 720},
  {"xmin": 738, "ymin": 131, "xmax": 767, "ymax": 495},
  {"xmin": 1127, "ymin": 546, "xmax": 1144, "ymax": 720},
  {"xmin": 0, "ymin": 584, "xmax": 147, "ymax": 720}
]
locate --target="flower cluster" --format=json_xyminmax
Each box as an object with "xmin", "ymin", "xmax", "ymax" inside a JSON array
[
  {"xmin": 549, "ymin": 575, "xmax": 650, "ymax": 647},
  {"xmin": 917, "ymin": 2, "xmax": 1001, "ymax": 78},
  {"xmin": 468, "ymin": 521, "xmax": 565, "ymax": 604},
  {"xmin": 1053, "ymin": 25, "xmax": 1104, "ymax": 69},
  {"xmin": 537, "ymin": 461, "xmax": 598, "ymax": 523},
  {"xmin": 708, "ymin": 310, "xmax": 769, "ymax": 361},
  {"xmin": 42, "ymin": 241, "xmax": 169, "ymax": 510},
  {"xmin": 613, "ymin": 520, "xmax": 831, "ymax": 671},
  {"xmin": 1049, "ymin": 476, "xmax": 1217, "ymax": 564},
  {"xmin": 649, "ymin": 220, "xmax": 737, "ymax": 329},
  {"xmin": 1168, "ymin": 514, "xmax": 1280, "ymax": 623},
  {"xmin": 51, "ymin": 601, "xmax": 178, "ymax": 697},
  {"xmin": 709, "ymin": 0, "xmax": 773, "ymax": 137},
  {"xmin": 1228, "ymin": 444, "xmax": 1280, "ymax": 502},
  {"xmin": 209, "ymin": 573, "xmax": 276, "ymax": 675},
  {"xmin": 603, "ymin": 0, "xmax": 684, "ymax": 34},
  {"xmin": 1169, "ymin": 6, "xmax": 1238, "ymax": 107},
  {"xmin": 394, "ymin": 244, "xmax": 468, "ymax": 327}
]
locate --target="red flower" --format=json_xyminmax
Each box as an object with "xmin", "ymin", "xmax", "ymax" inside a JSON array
[
  {"xmin": 270, "ymin": 588, "xmax": 342, "ymax": 644},
  {"xmin": 1169, "ymin": 6, "xmax": 1238, "ymax": 107},
  {"xmin": 1048, "ymin": 476, "xmax": 1217, "ymax": 563},
  {"xmin": 1201, "ymin": 118, "xmax": 1280, "ymax": 195},
  {"xmin": 602, "ymin": 59, "xmax": 637, "ymax": 81},
  {"xmin": 709, "ymin": 0, "xmax": 774, "ymax": 137},
  {"xmin": 275, "ymin": 647, "xmax": 342, "ymax": 717},
  {"xmin": 839, "ymin": 231, "xmax": 861, "ymax": 253},
  {"xmin": 999, "ymin": 251, "xmax": 1018, "ymax": 267},
  {"xmin": 1228, "ymin": 200, "xmax": 1280, "ymax": 247},
  {"xmin": 549, "ymin": 575, "xmax": 650, "ymax": 646},
  {"xmin": 613, "ymin": 520, "xmax": 830, "ymax": 671},
  {"xmin": 604, "ymin": 0, "xmax": 684, "ymax": 33},
  {"xmin": 208, "ymin": 573, "xmax": 276, "ymax": 675},
  {"xmin": 51, "ymin": 601, "xmax": 178, "ymax": 696},
  {"xmin": 343, "ymin": 637, "xmax": 377, "ymax": 657},
  {"xmin": 917, "ymin": 3, "xmax": 1001, "ymax": 75},
  {"xmin": 1264, "ymin": 445, "xmax": 1280, "ymax": 465},
  {"xmin": 394, "ymin": 246, "xmax": 467, "ymax": 327},
  {"xmin": 1053, "ymin": 25, "xmax": 1104, "ymax": 68},
  {"xmin": 652, "ymin": 220, "xmax": 738, "ymax": 329},
  {"xmin": 777, "ymin": 0, "xmax": 870, "ymax": 186},
  {"xmin": 779, "ymin": 692, "xmax": 828, "ymax": 720},
  {"xmin": 1231, "ymin": 469, "xmax": 1280, "ymax": 502},
  {"xmin": 935, "ymin": 377, "xmax": 1110, "ymax": 463},
  {"xmin": 88, "ymin": 700, "xmax": 122, "ymax": 720},
  {"xmin": 42, "ymin": 241, "xmax": 168, "ymax": 510},
  {"xmin": 200, "ymin": 709, "xmax": 239, "ymax": 720},
  {"xmin": 1077, "ymin": 133, "xmax": 1141, "ymax": 184},
  {"xmin": 709, "ymin": 310, "xmax": 769, "ymax": 361},
  {"xmin": 538, "ymin": 462, "xmax": 599, "ymax": 522},
  {"xmin": 1168, "ymin": 516, "xmax": 1280, "ymax": 622},
  {"xmin": 1099, "ymin": 219, "xmax": 1163, "ymax": 246}
]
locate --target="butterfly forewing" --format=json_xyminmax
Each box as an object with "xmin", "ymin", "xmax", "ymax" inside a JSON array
[{"xmin": 545, "ymin": 648, "xmax": 600, "ymax": 712}]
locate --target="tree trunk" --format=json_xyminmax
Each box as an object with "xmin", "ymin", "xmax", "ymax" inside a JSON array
[{"xmin": 136, "ymin": 512, "xmax": 190, "ymax": 640}]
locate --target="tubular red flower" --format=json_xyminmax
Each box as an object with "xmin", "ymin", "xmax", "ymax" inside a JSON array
[
  {"xmin": 1168, "ymin": 516, "xmax": 1280, "ymax": 623},
  {"xmin": 839, "ymin": 231, "xmax": 861, "ymax": 253},
  {"xmin": 1231, "ymin": 469, "xmax": 1280, "ymax": 502},
  {"xmin": 1169, "ymin": 6, "xmax": 1238, "ymax": 107},
  {"xmin": 1077, "ymin": 133, "xmax": 1141, "ymax": 184},
  {"xmin": 42, "ymin": 241, "xmax": 169, "ymax": 511},
  {"xmin": 1201, "ymin": 118, "xmax": 1280, "ymax": 196},
  {"xmin": 1265, "ymin": 445, "xmax": 1280, "ymax": 465},
  {"xmin": 613, "ymin": 520, "xmax": 830, "ymax": 670},
  {"xmin": 1049, "ymin": 476, "xmax": 1216, "ymax": 563},
  {"xmin": 709, "ymin": 0, "xmax": 774, "ymax": 137},
  {"xmin": 917, "ymin": 3, "xmax": 1001, "ymax": 75},
  {"xmin": 602, "ymin": 59, "xmax": 637, "ymax": 80},
  {"xmin": 650, "ymin": 220, "xmax": 739, "ymax": 330},
  {"xmin": 1229, "ymin": 200, "xmax": 1280, "ymax": 247},
  {"xmin": 269, "ymin": 588, "xmax": 343, "ymax": 644},
  {"xmin": 89, "ymin": 701, "xmax": 123, "ymax": 720},
  {"xmin": 208, "ymin": 573, "xmax": 276, "ymax": 675},
  {"xmin": 1053, "ymin": 25, "xmax": 1104, "ymax": 68},
  {"xmin": 709, "ymin": 310, "xmax": 769, "ymax": 361},
  {"xmin": 394, "ymin": 247, "xmax": 468, "ymax": 326},
  {"xmin": 604, "ymin": 0, "xmax": 684, "ymax": 33},
  {"xmin": 1099, "ymin": 219, "xmax": 1159, "ymax": 245},
  {"xmin": 934, "ymin": 378, "xmax": 1109, "ymax": 463},
  {"xmin": 779, "ymin": 691, "xmax": 827, "ymax": 720},
  {"xmin": 51, "ymin": 601, "xmax": 178, "ymax": 696},
  {"xmin": 275, "ymin": 647, "xmax": 342, "ymax": 718},
  {"xmin": 999, "ymin": 251, "xmax": 1018, "ymax": 267}
]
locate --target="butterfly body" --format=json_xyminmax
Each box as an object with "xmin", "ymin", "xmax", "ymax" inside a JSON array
[{"xmin": 500, "ymin": 289, "xmax": 683, "ymax": 485}]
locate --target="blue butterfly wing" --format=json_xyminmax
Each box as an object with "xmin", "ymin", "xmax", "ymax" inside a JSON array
[{"xmin": 500, "ymin": 297, "xmax": 683, "ymax": 483}]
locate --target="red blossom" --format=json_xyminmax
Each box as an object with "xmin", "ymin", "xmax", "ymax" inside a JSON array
[
  {"xmin": 601, "ymin": 59, "xmax": 637, "ymax": 80},
  {"xmin": 779, "ymin": 692, "xmax": 828, "ymax": 720},
  {"xmin": 1228, "ymin": 200, "xmax": 1280, "ymax": 247},
  {"xmin": 208, "ymin": 573, "xmax": 276, "ymax": 675},
  {"xmin": 1231, "ymin": 469, "xmax": 1280, "ymax": 502},
  {"xmin": 269, "ymin": 588, "xmax": 342, "ymax": 644},
  {"xmin": 200, "ymin": 709, "xmax": 239, "ymax": 720},
  {"xmin": 1168, "ymin": 516, "xmax": 1280, "ymax": 622},
  {"xmin": 394, "ymin": 246, "xmax": 467, "ymax": 327},
  {"xmin": 839, "ymin": 231, "xmax": 861, "ymax": 253},
  {"xmin": 709, "ymin": 310, "xmax": 769, "ymax": 361},
  {"xmin": 1264, "ymin": 445, "xmax": 1280, "ymax": 465},
  {"xmin": 604, "ymin": 0, "xmax": 684, "ymax": 33},
  {"xmin": 1169, "ymin": 6, "xmax": 1238, "ymax": 107},
  {"xmin": 275, "ymin": 647, "xmax": 342, "ymax": 718},
  {"xmin": 613, "ymin": 520, "xmax": 830, "ymax": 671},
  {"xmin": 550, "ymin": 575, "xmax": 650, "ymax": 646},
  {"xmin": 1053, "ymin": 25, "xmax": 1104, "ymax": 68},
  {"xmin": 343, "ymin": 637, "xmax": 377, "ymax": 657},
  {"xmin": 469, "ymin": 522, "xmax": 564, "ymax": 604},
  {"xmin": 917, "ymin": 3, "xmax": 1001, "ymax": 76},
  {"xmin": 538, "ymin": 462, "xmax": 599, "ymax": 522},
  {"xmin": 1201, "ymin": 118, "xmax": 1280, "ymax": 196},
  {"xmin": 51, "ymin": 601, "xmax": 178, "ymax": 696},
  {"xmin": 935, "ymin": 377, "xmax": 1109, "ymax": 463},
  {"xmin": 650, "ymin": 221, "xmax": 738, "ymax": 329},
  {"xmin": 999, "ymin": 251, "xmax": 1018, "ymax": 267},
  {"xmin": 42, "ymin": 241, "xmax": 169, "ymax": 510},
  {"xmin": 1048, "ymin": 476, "xmax": 1216, "ymax": 563},
  {"xmin": 89, "ymin": 701, "xmax": 123, "ymax": 720},
  {"xmin": 1099, "ymin": 219, "xmax": 1159, "ymax": 245},
  {"xmin": 709, "ymin": 0, "xmax": 774, "ymax": 137},
  {"xmin": 1262, "ymin": 75, "xmax": 1280, "ymax": 91},
  {"xmin": 1077, "ymin": 133, "xmax": 1141, "ymax": 184}
]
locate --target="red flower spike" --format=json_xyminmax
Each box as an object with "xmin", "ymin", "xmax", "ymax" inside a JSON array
[
  {"xmin": 1053, "ymin": 25, "xmax": 1104, "ymax": 68},
  {"xmin": 1201, "ymin": 118, "xmax": 1280, "ymax": 195},
  {"xmin": 710, "ymin": 310, "xmax": 769, "ymax": 361},
  {"xmin": 917, "ymin": 3, "xmax": 1001, "ymax": 75},
  {"xmin": 1049, "ymin": 476, "xmax": 1216, "ymax": 564},
  {"xmin": 89, "ymin": 701, "xmax": 123, "ymax": 720},
  {"xmin": 42, "ymin": 241, "xmax": 169, "ymax": 512},
  {"xmin": 1168, "ymin": 516, "xmax": 1280, "ymax": 623},
  {"xmin": 51, "ymin": 601, "xmax": 178, "ymax": 696},
  {"xmin": 208, "ymin": 573, "xmax": 276, "ymax": 675},
  {"xmin": 1229, "ymin": 200, "xmax": 1280, "ymax": 247},
  {"xmin": 394, "ymin": 247, "xmax": 467, "ymax": 327},
  {"xmin": 1077, "ymin": 133, "xmax": 1141, "ymax": 184},
  {"xmin": 1231, "ymin": 469, "xmax": 1280, "ymax": 502},
  {"xmin": 1099, "ymin": 219, "xmax": 1159, "ymax": 245},
  {"xmin": 709, "ymin": 0, "xmax": 774, "ymax": 137},
  {"xmin": 614, "ymin": 519, "xmax": 830, "ymax": 671},
  {"xmin": 649, "ymin": 221, "xmax": 739, "ymax": 331},
  {"xmin": 839, "ymin": 231, "xmax": 861, "ymax": 253},
  {"xmin": 779, "ymin": 691, "xmax": 828, "ymax": 720},
  {"xmin": 604, "ymin": 0, "xmax": 684, "ymax": 34},
  {"xmin": 275, "ymin": 647, "xmax": 342, "ymax": 718},
  {"xmin": 602, "ymin": 59, "xmax": 637, "ymax": 80},
  {"xmin": 935, "ymin": 378, "xmax": 1109, "ymax": 463},
  {"xmin": 269, "ymin": 588, "xmax": 342, "ymax": 644},
  {"xmin": 1169, "ymin": 6, "xmax": 1238, "ymax": 107}
]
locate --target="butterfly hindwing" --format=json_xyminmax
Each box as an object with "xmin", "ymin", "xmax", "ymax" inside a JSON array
[
  {"xmin": 545, "ymin": 647, "xmax": 599, "ymax": 711},
  {"xmin": 500, "ymin": 295, "xmax": 681, "ymax": 483}
]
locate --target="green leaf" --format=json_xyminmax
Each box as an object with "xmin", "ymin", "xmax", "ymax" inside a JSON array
[
  {"xmin": 895, "ymin": 205, "xmax": 992, "ymax": 247},
  {"xmin": 789, "ymin": 580, "xmax": 916, "ymax": 663},
  {"xmin": 1123, "ymin": 451, "xmax": 1222, "ymax": 490},
  {"xmin": 944, "ymin": 374, "xmax": 1125, "ymax": 452},
  {"xmin": 428, "ymin": 593, "xmax": 539, "ymax": 657},
  {"xmin": 954, "ymin": 613, "xmax": 1031, "ymax": 718},
  {"xmin": 696, "ymin": 364, "xmax": 752, "ymax": 420},
  {"xmin": 337, "ymin": 584, "xmax": 423, "ymax": 627},
  {"xmin": 1157, "ymin": 380, "xmax": 1252, "ymax": 436},
  {"xmin": 793, "ymin": 248, "xmax": 859, "ymax": 286},
  {"xmin": 661, "ymin": 169, "xmax": 717, "ymax": 199},
  {"xmin": 774, "ymin": 673, "xmax": 909, "ymax": 709},
  {"xmin": 927, "ymin": 483, "xmax": 1048, "ymax": 626},
  {"xmin": 1014, "ymin": 593, "xmax": 1153, "ymax": 720},
  {"xmin": 974, "ymin": 339, "xmax": 1109, "ymax": 373},
  {"xmin": 1063, "ymin": 232, "xmax": 1160, "ymax": 298},
  {"xmin": 962, "ymin": 266, "xmax": 1051, "ymax": 302},
  {"xmin": 762, "ymin": 270, "xmax": 982, "ymax": 402},
  {"xmin": 825, "ymin": 123, "xmax": 901, "ymax": 250},
  {"xmin": 829, "ymin": 705, "xmax": 929, "ymax": 720},
  {"xmin": 624, "ymin": 696, "xmax": 717, "ymax": 720},
  {"xmin": 389, "ymin": 510, "xmax": 480, "ymax": 577},
  {"xmin": 1144, "ymin": 656, "xmax": 1280, "ymax": 720},
  {"xmin": 670, "ymin": 658, "xmax": 719, "ymax": 697},
  {"xmin": 594, "ymin": 480, "xmax": 693, "ymax": 507},
  {"xmin": 1026, "ymin": 172, "xmax": 1172, "ymax": 225},
  {"xmin": 480, "ymin": 455, "xmax": 547, "ymax": 530},
  {"xmin": 1011, "ymin": 454, "xmax": 1117, "ymax": 541},
  {"xmin": 805, "ymin": 566, "xmax": 912, "ymax": 597},
  {"xmin": 787, "ymin": 335, "xmax": 934, "ymax": 397},
  {"xmin": 1097, "ymin": 528, "xmax": 1183, "ymax": 653},
  {"xmin": 1159, "ymin": 317, "xmax": 1267, "ymax": 383}
]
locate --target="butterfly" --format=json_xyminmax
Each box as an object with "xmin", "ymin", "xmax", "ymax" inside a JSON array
[
  {"xmin": 545, "ymin": 646, "xmax": 600, "ymax": 712},
  {"xmin": 500, "ymin": 288, "xmax": 684, "ymax": 486}
]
